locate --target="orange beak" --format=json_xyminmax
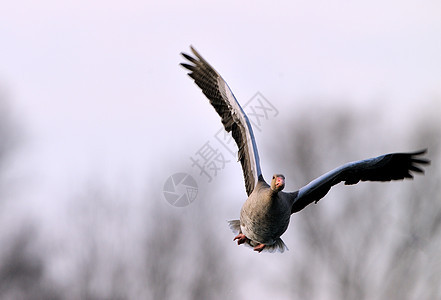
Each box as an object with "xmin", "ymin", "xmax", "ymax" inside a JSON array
[{"xmin": 275, "ymin": 177, "xmax": 285, "ymax": 188}]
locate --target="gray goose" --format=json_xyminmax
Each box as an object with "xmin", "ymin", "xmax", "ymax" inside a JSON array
[{"xmin": 180, "ymin": 46, "xmax": 430, "ymax": 253}]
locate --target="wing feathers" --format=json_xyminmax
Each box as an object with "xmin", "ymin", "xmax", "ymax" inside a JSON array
[
  {"xmin": 291, "ymin": 150, "xmax": 429, "ymax": 213},
  {"xmin": 181, "ymin": 53, "xmax": 197, "ymax": 64},
  {"xmin": 181, "ymin": 46, "xmax": 262, "ymax": 195}
]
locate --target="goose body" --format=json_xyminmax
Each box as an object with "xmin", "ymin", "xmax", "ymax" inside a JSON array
[
  {"xmin": 232, "ymin": 176, "xmax": 292, "ymax": 252},
  {"xmin": 180, "ymin": 46, "xmax": 430, "ymax": 253}
]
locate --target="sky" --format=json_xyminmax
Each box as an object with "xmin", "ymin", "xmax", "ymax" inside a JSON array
[{"xmin": 1, "ymin": 0, "xmax": 441, "ymax": 246}]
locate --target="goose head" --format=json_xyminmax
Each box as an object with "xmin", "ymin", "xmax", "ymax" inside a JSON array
[{"xmin": 271, "ymin": 174, "xmax": 285, "ymax": 192}]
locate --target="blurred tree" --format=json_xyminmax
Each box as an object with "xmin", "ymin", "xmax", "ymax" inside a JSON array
[
  {"xmin": 0, "ymin": 92, "xmax": 60, "ymax": 299},
  {"xmin": 139, "ymin": 195, "xmax": 231, "ymax": 299},
  {"xmin": 0, "ymin": 224, "xmax": 61, "ymax": 299},
  {"xmin": 59, "ymin": 182, "xmax": 232, "ymax": 299}
]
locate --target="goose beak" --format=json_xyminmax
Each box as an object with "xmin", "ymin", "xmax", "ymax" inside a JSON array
[{"xmin": 275, "ymin": 176, "xmax": 285, "ymax": 189}]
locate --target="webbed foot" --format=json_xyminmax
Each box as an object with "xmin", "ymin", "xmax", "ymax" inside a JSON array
[
  {"xmin": 233, "ymin": 233, "xmax": 248, "ymax": 245},
  {"xmin": 253, "ymin": 243, "xmax": 266, "ymax": 253}
]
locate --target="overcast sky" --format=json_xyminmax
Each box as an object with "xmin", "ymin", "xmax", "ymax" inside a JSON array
[{"xmin": 1, "ymin": 0, "xmax": 440, "ymax": 222}]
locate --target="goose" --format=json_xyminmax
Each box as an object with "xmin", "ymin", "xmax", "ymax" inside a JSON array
[{"xmin": 180, "ymin": 46, "xmax": 430, "ymax": 253}]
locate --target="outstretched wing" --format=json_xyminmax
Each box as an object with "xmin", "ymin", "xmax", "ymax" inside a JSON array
[
  {"xmin": 291, "ymin": 150, "xmax": 430, "ymax": 213},
  {"xmin": 181, "ymin": 46, "xmax": 262, "ymax": 196}
]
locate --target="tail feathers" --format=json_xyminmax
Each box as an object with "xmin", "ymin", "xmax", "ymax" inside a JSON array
[
  {"xmin": 245, "ymin": 237, "xmax": 289, "ymax": 253},
  {"xmin": 264, "ymin": 238, "xmax": 289, "ymax": 253},
  {"xmin": 227, "ymin": 220, "xmax": 289, "ymax": 253},
  {"xmin": 228, "ymin": 220, "xmax": 241, "ymax": 234}
]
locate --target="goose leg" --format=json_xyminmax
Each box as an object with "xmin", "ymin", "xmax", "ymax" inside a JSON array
[
  {"xmin": 233, "ymin": 233, "xmax": 248, "ymax": 245},
  {"xmin": 253, "ymin": 243, "xmax": 266, "ymax": 253}
]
